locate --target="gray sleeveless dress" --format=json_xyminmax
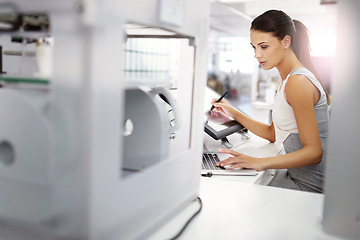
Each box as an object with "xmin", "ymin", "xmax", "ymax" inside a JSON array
[{"xmin": 267, "ymin": 68, "xmax": 329, "ymax": 193}]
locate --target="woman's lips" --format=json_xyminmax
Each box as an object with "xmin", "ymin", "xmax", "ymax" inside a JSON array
[{"xmin": 259, "ymin": 61, "xmax": 267, "ymax": 66}]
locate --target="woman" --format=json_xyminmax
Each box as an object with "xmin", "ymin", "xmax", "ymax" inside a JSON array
[{"xmin": 213, "ymin": 10, "xmax": 329, "ymax": 193}]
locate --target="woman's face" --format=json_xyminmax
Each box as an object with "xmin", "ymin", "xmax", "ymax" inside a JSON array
[{"xmin": 250, "ymin": 30, "xmax": 286, "ymax": 70}]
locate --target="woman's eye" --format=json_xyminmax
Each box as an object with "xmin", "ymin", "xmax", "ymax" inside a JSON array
[{"xmin": 261, "ymin": 45, "xmax": 268, "ymax": 49}]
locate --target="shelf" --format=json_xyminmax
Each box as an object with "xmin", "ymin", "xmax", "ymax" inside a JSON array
[{"xmin": 0, "ymin": 76, "xmax": 50, "ymax": 85}]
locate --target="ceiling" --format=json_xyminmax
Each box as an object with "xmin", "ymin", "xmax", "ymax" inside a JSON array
[{"xmin": 209, "ymin": 0, "xmax": 338, "ymax": 38}]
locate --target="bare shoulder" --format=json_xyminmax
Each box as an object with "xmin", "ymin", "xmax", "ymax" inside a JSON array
[
  {"xmin": 286, "ymin": 74, "xmax": 313, "ymax": 90},
  {"xmin": 285, "ymin": 74, "xmax": 319, "ymax": 106}
]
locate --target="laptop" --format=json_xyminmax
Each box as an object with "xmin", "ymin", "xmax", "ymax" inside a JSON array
[
  {"xmin": 202, "ymin": 152, "xmax": 258, "ymax": 176},
  {"xmin": 202, "ymin": 121, "xmax": 257, "ymax": 176}
]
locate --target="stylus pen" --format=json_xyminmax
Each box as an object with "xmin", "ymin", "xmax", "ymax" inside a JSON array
[{"xmin": 209, "ymin": 90, "xmax": 229, "ymax": 112}]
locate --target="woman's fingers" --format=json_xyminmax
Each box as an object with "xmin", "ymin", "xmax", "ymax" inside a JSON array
[
  {"xmin": 215, "ymin": 150, "xmax": 242, "ymax": 167},
  {"xmin": 211, "ymin": 98, "xmax": 217, "ymax": 105},
  {"xmin": 219, "ymin": 149, "xmax": 241, "ymax": 157},
  {"xmin": 216, "ymin": 156, "xmax": 244, "ymax": 167},
  {"xmin": 215, "ymin": 153, "xmax": 265, "ymax": 171}
]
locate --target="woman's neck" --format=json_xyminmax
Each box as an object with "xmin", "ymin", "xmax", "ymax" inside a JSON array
[{"xmin": 276, "ymin": 50, "xmax": 304, "ymax": 81}]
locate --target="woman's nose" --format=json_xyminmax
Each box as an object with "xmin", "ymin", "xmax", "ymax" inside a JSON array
[{"xmin": 254, "ymin": 49, "xmax": 262, "ymax": 59}]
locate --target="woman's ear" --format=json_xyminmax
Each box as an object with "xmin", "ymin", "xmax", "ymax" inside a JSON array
[{"xmin": 282, "ymin": 35, "xmax": 291, "ymax": 49}]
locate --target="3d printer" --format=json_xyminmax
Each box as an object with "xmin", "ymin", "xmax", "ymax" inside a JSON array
[{"xmin": 0, "ymin": 1, "xmax": 210, "ymax": 239}]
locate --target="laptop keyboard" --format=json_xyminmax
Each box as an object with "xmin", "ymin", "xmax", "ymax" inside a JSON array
[{"xmin": 202, "ymin": 153, "xmax": 225, "ymax": 170}]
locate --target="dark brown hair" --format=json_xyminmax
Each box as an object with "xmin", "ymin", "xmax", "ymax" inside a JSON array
[{"xmin": 251, "ymin": 10, "xmax": 330, "ymax": 104}]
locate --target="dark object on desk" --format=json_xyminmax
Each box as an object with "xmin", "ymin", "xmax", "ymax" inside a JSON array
[
  {"xmin": 204, "ymin": 120, "xmax": 247, "ymax": 148},
  {"xmin": 201, "ymin": 172, "xmax": 213, "ymax": 177},
  {"xmin": 204, "ymin": 120, "xmax": 246, "ymax": 140}
]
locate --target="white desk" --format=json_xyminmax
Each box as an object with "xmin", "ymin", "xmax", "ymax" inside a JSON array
[
  {"xmin": 148, "ymin": 177, "xmax": 333, "ymax": 240},
  {"xmin": 148, "ymin": 177, "xmax": 343, "ymax": 240},
  {"xmin": 148, "ymin": 139, "xmax": 342, "ymax": 240}
]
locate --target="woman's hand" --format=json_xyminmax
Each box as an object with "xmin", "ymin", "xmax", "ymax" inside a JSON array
[
  {"xmin": 206, "ymin": 109, "xmax": 233, "ymax": 124},
  {"xmin": 210, "ymin": 98, "xmax": 237, "ymax": 119},
  {"xmin": 216, "ymin": 149, "xmax": 268, "ymax": 171}
]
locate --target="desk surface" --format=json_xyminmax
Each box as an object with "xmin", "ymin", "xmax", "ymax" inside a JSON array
[
  {"xmin": 148, "ymin": 137, "xmax": 343, "ymax": 240},
  {"xmin": 148, "ymin": 177, "xmax": 342, "ymax": 240}
]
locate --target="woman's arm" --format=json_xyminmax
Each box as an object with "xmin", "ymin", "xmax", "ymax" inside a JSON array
[
  {"xmin": 276, "ymin": 74, "xmax": 323, "ymax": 167},
  {"xmin": 217, "ymin": 75, "xmax": 323, "ymax": 170},
  {"xmin": 212, "ymin": 99, "xmax": 276, "ymax": 142}
]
